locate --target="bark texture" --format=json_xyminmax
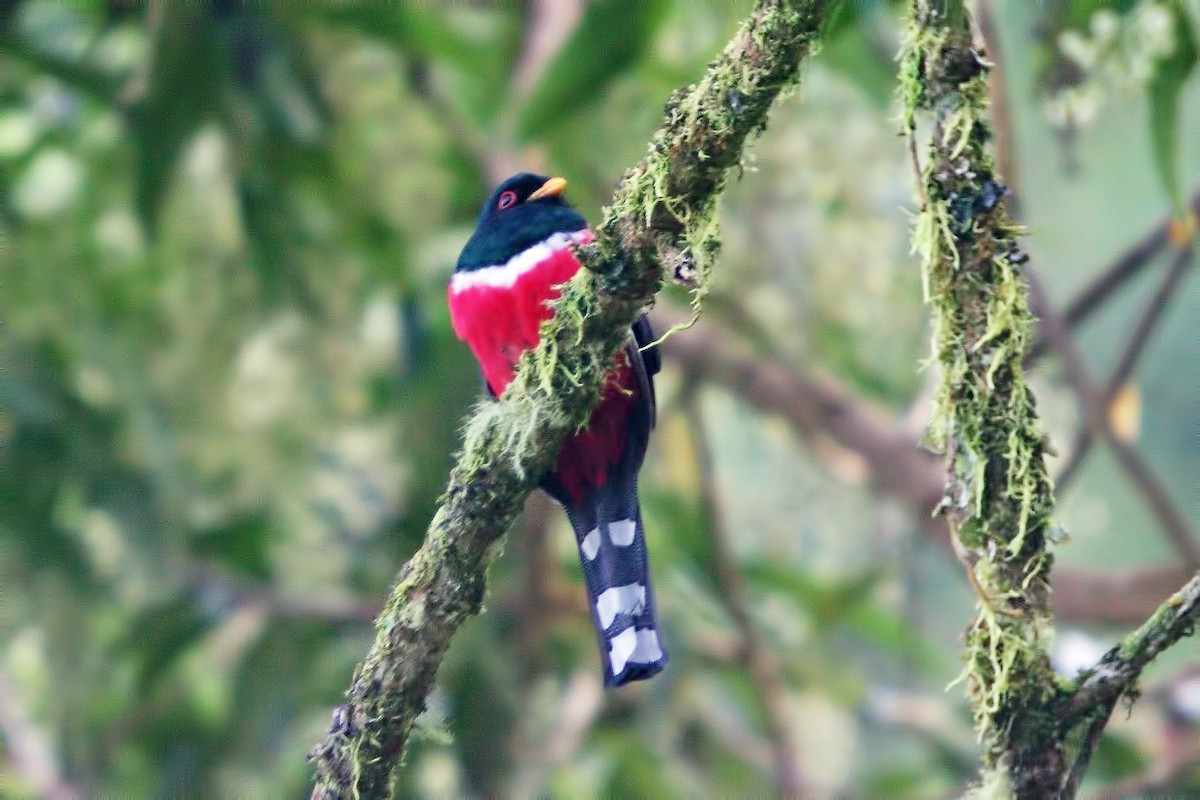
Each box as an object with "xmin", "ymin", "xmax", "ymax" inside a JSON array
[{"xmin": 901, "ymin": 2, "xmax": 1199, "ymax": 797}]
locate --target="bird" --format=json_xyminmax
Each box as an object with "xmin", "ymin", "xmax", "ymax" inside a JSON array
[{"xmin": 449, "ymin": 172, "xmax": 667, "ymax": 688}]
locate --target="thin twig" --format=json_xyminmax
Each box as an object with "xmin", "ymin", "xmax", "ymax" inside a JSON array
[
  {"xmin": 1103, "ymin": 246, "xmax": 1194, "ymax": 404},
  {"xmin": 975, "ymin": 2, "xmax": 1198, "ymax": 530},
  {"xmin": 1060, "ymin": 698, "xmax": 1122, "ymax": 800},
  {"xmin": 1025, "ymin": 187, "xmax": 1200, "ymax": 365},
  {"xmin": 504, "ymin": 669, "xmax": 605, "ymax": 799},
  {"xmin": 975, "ymin": 0, "xmax": 1020, "ymax": 211},
  {"xmin": 1026, "ymin": 274, "xmax": 1200, "ymax": 569},
  {"xmin": 116, "ymin": 0, "xmax": 164, "ymax": 107},
  {"xmin": 186, "ymin": 563, "xmax": 381, "ymax": 623},
  {"xmin": 683, "ymin": 388, "xmax": 807, "ymax": 797},
  {"xmin": 654, "ymin": 306, "xmax": 1193, "ymax": 625},
  {"xmin": 1053, "ymin": 563, "xmax": 1195, "ymax": 625},
  {"xmin": 1054, "ymin": 244, "xmax": 1194, "ymax": 493},
  {"xmin": 1058, "ymin": 575, "xmax": 1200, "ymax": 797},
  {"xmin": 510, "ymin": 0, "xmax": 585, "ymax": 99}
]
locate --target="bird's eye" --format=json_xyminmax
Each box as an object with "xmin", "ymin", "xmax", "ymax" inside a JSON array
[{"xmin": 497, "ymin": 190, "xmax": 518, "ymax": 210}]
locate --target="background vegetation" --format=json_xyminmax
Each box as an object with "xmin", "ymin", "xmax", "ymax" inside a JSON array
[{"xmin": 1, "ymin": 1, "xmax": 1197, "ymax": 796}]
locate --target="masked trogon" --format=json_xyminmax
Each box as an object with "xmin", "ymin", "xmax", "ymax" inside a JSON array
[{"xmin": 448, "ymin": 173, "xmax": 667, "ymax": 687}]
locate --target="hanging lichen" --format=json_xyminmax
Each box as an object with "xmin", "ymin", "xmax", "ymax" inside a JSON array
[{"xmin": 900, "ymin": 0, "xmax": 1065, "ymax": 795}]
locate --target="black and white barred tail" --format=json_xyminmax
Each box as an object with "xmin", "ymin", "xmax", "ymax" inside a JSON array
[{"xmin": 566, "ymin": 480, "xmax": 668, "ymax": 687}]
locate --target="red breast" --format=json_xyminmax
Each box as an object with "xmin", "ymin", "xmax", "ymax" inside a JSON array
[
  {"xmin": 448, "ymin": 227, "xmax": 638, "ymax": 503},
  {"xmin": 448, "ymin": 229, "xmax": 593, "ymax": 395}
]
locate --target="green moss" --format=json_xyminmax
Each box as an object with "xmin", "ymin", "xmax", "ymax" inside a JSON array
[{"xmin": 902, "ymin": 0, "xmax": 1063, "ymax": 793}]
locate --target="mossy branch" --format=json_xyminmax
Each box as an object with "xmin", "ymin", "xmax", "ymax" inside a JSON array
[
  {"xmin": 902, "ymin": 2, "xmax": 1199, "ymax": 797},
  {"xmin": 1065, "ymin": 575, "xmax": 1200, "ymax": 722},
  {"xmin": 1058, "ymin": 574, "xmax": 1200, "ymax": 795},
  {"xmin": 306, "ymin": 2, "xmax": 833, "ymax": 797},
  {"xmin": 902, "ymin": 1, "xmax": 1063, "ymax": 796}
]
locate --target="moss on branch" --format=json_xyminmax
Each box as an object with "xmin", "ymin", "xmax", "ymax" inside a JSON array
[
  {"xmin": 900, "ymin": 1, "xmax": 1063, "ymax": 795},
  {"xmin": 902, "ymin": 3, "xmax": 1200, "ymax": 797},
  {"xmin": 306, "ymin": 2, "xmax": 832, "ymax": 797},
  {"xmin": 1067, "ymin": 574, "xmax": 1200, "ymax": 722}
]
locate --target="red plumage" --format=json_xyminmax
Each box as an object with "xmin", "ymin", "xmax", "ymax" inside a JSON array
[
  {"xmin": 448, "ymin": 231, "xmax": 638, "ymax": 504},
  {"xmin": 452, "ymin": 172, "xmax": 667, "ymax": 686}
]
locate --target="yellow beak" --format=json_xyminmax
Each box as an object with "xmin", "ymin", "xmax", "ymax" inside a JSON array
[{"xmin": 527, "ymin": 176, "xmax": 567, "ymax": 201}]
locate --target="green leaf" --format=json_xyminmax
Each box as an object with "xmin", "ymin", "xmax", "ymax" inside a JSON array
[
  {"xmin": 129, "ymin": 4, "xmax": 229, "ymax": 230},
  {"xmin": 0, "ymin": 33, "xmax": 117, "ymax": 102},
  {"xmin": 1090, "ymin": 730, "xmax": 1149, "ymax": 781},
  {"xmin": 819, "ymin": 0, "xmax": 899, "ymax": 107},
  {"xmin": 642, "ymin": 487, "xmax": 714, "ymax": 573},
  {"xmin": 743, "ymin": 560, "xmax": 936, "ymax": 664},
  {"xmin": 1147, "ymin": 3, "xmax": 1198, "ymax": 215},
  {"xmin": 190, "ymin": 512, "xmax": 274, "ymax": 581},
  {"xmin": 743, "ymin": 559, "xmax": 877, "ymax": 626},
  {"xmin": 515, "ymin": 0, "xmax": 670, "ymax": 141},
  {"xmin": 1062, "ymin": 0, "xmax": 1142, "ymax": 28},
  {"xmin": 122, "ymin": 598, "xmax": 213, "ymax": 691},
  {"xmin": 299, "ymin": 2, "xmax": 491, "ymax": 77},
  {"xmin": 295, "ymin": 3, "xmax": 520, "ymax": 128},
  {"xmin": 820, "ymin": 21, "xmax": 896, "ymax": 106},
  {"xmin": 0, "ymin": 342, "xmax": 109, "ymax": 586}
]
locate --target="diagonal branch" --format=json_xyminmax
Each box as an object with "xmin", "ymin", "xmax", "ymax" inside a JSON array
[
  {"xmin": 1024, "ymin": 187, "xmax": 1199, "ymax": 366},
  {"xmin": 306, "ymin": 2, "xmax": 836, "ymax": 797},
  {"xmin": 654, "ymin": 307, "xmax": 1193, "ymax": 626},
  {"xmin": 1027, "ymin": 273, "xmax": 1200, "ymax": 569},
  {"xmin": 1059, "ymin": 575, "xmax": 1200, "ymax": 796},
  {"xmin": 1065, "ymin": 575, "xmax": 1200, "ymax": 724},
  {"xmin": 1052, "ymin": 244, "xmax": 1195, "ymax": 495}
]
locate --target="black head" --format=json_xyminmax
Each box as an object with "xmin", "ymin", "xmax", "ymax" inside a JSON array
[{"xmin": 455, "ymin": 173, "xmax": 587, "ymax": 272}]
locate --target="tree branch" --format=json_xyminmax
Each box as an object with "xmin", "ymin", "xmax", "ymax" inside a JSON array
[
  {"xmin": 1059, "ymin": 575, "xmax": 1200, "ymax": 795},
  {"xmin": 901, "ymin": 1, "xmax": 1064, "ymax": 793},
  {"xmin": 1027, "ymin": 272, "xmax": 1200, "ymax": 570},
  {"xmin": 1065, "ymin": 575, "xmax": 1200, "ymax": 724},
  {"xmin": 1052, "ymin": 244, "xmax": 1195, "ymax": 496},
  {"xmin": 655, "ymin": 307, "xmax": 1193, "ymax": 626},
  {"xmin": 901, "ymin": 5, "xmax": 1200, "ymax": 796},
  {"xmin": 306, "ymin": 2, "xmax": 835, "ymax": 796},
  {"xmin": 1052, "ymin": 564, "xmax": 1195, "ymax": 626}
]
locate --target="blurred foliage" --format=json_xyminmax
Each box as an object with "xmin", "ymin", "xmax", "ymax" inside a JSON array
[{"xmin": 0, "ymin": 0, "xmax": 1197, "ymax": 797}]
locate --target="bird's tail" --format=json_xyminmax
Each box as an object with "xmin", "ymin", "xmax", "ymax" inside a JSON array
[{"xmin": 565, "ymin": 480, "xmax": 668, "ymax": 687}]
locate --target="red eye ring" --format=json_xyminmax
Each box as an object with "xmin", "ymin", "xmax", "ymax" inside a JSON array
[{"xmin": 497, "ymin": 190, "xmax": 518, "ymax": 210}]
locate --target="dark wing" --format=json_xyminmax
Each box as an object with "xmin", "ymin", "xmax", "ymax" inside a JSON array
[
  {"xmin": 630, "ymin": 313, "xmax": 659, "ymax": 425},
  {"xmin": 632, "ymin": 314, "xmax": 661, "ymax": 377},
  {"xmin": 622, "ymin": 315, "xmax": 657, "ymax": 481},
  {"xmin": 538, "ymin": 315, "xmax": 659, "ymax": 506}
]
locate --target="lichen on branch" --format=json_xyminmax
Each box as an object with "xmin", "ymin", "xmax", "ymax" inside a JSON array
[
  {"xmin": 902, "ymin": 4, "xmax": 1200, "ymax": 796},
  {"xmin": 900, "ymin": 0, "xmax": 1064, "ymax": 795},
  {"xmin": 307, "ymin": 2, "xmax": 834, "ymax": 798}
]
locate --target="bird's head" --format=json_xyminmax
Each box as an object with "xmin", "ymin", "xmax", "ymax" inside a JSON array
[{"xmin": 455, "ymin": 173, "xmax": 587, "ymax": 272}]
